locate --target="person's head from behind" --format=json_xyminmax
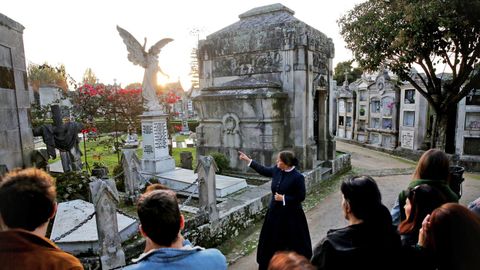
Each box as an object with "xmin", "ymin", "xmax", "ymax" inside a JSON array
[
  {"xmin": 425, "ymin": 203, "xmax": 480, "ymax": 269},
  {"xmin": 0, "ymin": 168, "xmax": 56, "ymax": 232},
  {"xmin": 276, "ymin": 150, "xmax": 299, "ymax": 170},
  {"xmin": 268, "ymin": 251, "xmax": 315, "ymax": 270},
  {"xmin": 144, "ymin": 183, "xmax": 169, "ymax": 194},
  {"xmin": 399, "ymin": 184, "xmax": 446, "ymax": 234},
  {"xmin": 413, "ymin": 149, "xmax": 450, "ymax": 182},
  {"xmin": 341, "ymin": 175, "xmax": 383, "ymax": 223},
  {"xmin": 137, "ymin": 189, "xmax": 183, "ymax": 247}
]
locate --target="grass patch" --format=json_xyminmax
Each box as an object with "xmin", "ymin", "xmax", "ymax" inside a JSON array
[
  {"xmin": 79, "ymin": 136, "xmax": 121, "ymax": 174},
  {"xmin": 77, "ymin": 134, "xmax": 196, "ymax": 175},
  {"xmin": 174, "ymin": 134, "xmax": 189, "ymax": 142}
]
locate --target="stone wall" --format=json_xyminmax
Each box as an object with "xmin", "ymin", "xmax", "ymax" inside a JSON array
[
  {"xmin": 330, "ymin": 152, "xmax": 352, "ymax": 175},
  {"xmin": 0, "ymin": 13, "xmax": 33, "ymax": 171}
]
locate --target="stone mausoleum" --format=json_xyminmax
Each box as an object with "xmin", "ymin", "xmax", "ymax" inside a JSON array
[
  {"xmin": 193, "ymin": 4, "xmax": 335, "ymax": 171},
  {"xmin": 0, "ymin": 13, "xmax": 34, "ymax": 171}
]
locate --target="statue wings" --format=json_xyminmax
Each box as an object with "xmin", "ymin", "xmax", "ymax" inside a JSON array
[{"xmin": 117, "ymin": 25, "xmax": 173, "ymax": 68}]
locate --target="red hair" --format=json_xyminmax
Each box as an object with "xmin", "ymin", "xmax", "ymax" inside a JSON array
[
  {"xmin": 426, "ymin": 203, "xmax": 480, "ymax": 269},
  {"xmin": 268, "ymin": 251, "xmax": 315, "ymax": 270}
]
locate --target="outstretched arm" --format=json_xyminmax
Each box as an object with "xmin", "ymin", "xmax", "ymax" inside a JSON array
[{"xmin": 238, "ymin": 151, "xmax": 274, "ymax": 177}]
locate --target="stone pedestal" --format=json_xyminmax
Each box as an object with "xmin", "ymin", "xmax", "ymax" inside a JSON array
[{"xmin": 140, "ymin": 111, "xmax": 175, "ymax": 174}]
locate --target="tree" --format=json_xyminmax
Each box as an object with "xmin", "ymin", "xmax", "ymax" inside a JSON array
[
  {"xmin": 189, "ymin": 47, "xmax": 200, "ymax": 89},
  {"xmin": 82, "ymin": 68, "xmax": 98, "ymax": 85},
  {"xmin": 113, "ymin": 86, "xmax": 143, "ymax": 128},
  {"xmin": 334, "ymin": 60, "xmax": 363, "ymax": 86},
  {"xmin": 71, "ymin": 83, "xmax": 109, "ymax": 123},
  {"xmin": 27, "ymin": 62, "xmax": 68, "ymax": 91},
  {"xmin": 28, "ymin": 63, "xmax": 70, "ymax": 126},
  {"xmin": 339, "ymin": 0, "xmax": 480, "ymax": 151},
  {"xmin": 71, "ymin": 83, "xmax": 143, "ymax": 131}
]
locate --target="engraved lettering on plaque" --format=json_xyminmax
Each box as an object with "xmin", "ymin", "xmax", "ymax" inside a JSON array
[
  {"xmin": 153, "ymin": 122, "xmax": 168, "ymax": 149},
  {"xmin": 144, "ymin": 145, "xmax": 153, "ymax": 154},
  {"xmin": 143, "ymin": 125, "xmax": 153, "ymax": 134}
]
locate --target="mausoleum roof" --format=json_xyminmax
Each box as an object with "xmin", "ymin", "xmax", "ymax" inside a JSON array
[
  {"xmin": 204, "ymin": 3, "xmax": 330, "ymax": 56},
  {"xmin": 0, "ymin": 13, "xmax": 25, "ymax": 33}
]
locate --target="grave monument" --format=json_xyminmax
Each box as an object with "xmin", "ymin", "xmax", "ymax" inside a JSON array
[
  {"xmin": 194, "ymin": 3, "xmax": 336, "ymax": 171},
  {"xmin": 0, "ymin": 13, "xmax": 34, "ymax": 170},
  {"xmin": 118, "ymin": 26, "xmax": 247, "ymax": 198},
  {"xmin": 117, "ymin": 26, "xmax": 176, "ymax": 174}
]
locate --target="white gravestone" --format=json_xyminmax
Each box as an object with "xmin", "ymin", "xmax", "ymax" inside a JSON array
[{"xmin": 141, "ymin": 111, "xmax": 175, "ymax": 174}]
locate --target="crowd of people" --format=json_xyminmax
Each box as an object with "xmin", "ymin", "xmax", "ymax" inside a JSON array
[{"xmin": 0, "ymin": 148, "xmax": 479, "ymax": 270}]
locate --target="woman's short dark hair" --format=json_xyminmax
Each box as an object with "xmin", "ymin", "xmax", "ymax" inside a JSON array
[
  {"xmin": 137, "ymin": 190, "xmax": 181, "ymax": 246},
  {"xmin": 341, "ymin": 175, "xmax": 391, "ymax": 226},
  {"xmin": 279, "ymin": 150, "xmax": 299, "ymax": 167},
  {"xmin": 0, "ymin": 168, "xmax": 56, "ymax": 231}
]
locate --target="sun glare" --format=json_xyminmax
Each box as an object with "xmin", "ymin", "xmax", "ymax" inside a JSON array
[{"xmin": 157, "ymin": 73, "xmax": 170, "ymax": 87}]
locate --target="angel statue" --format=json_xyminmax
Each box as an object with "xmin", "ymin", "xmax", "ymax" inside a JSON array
[{"xmin": 117, "ymin": 25, "xmax": 173, "ymax": 111}]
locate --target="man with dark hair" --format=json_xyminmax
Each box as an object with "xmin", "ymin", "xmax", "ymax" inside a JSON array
[
  {"xmin": 0, "ymin": 168, "xmax": 83, "ymax": 269},
  {"xmin": 124, "ymin": 190, "xmax": 227, "ymax": 270}
]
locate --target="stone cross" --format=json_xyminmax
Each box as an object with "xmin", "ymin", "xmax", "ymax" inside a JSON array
[
  {"xmin": 89, "ymin": 178, "xmax": 126, "ymax": 270},
  {"xmin": 32, "ymin": 104, "xmax": 82, "ymax": 172},
  {"xmin": 195, "ymin": 155, "xmax": 219, "ymax": 221},
  {"xmin": 121, "ymin": 149, "xmax": 142, "ymax": 202}
]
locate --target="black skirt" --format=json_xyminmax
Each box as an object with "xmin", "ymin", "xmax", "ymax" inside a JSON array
[{"xmin": 256, "ymin": 202, "xmax": 312, "ymax": 269}]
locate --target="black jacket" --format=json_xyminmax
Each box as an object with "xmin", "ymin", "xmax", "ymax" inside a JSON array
[{"xmin": 311, "ymin": 222, "xmax": 401, "ymax": 270}]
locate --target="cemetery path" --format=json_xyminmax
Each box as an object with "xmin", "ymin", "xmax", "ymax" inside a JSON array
[{"xmin": 228, "ymin": 141, "xmax": 480, "ymax": 269}]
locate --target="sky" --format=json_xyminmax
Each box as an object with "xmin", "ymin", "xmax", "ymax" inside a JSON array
[{"xmin": 3, "ymin": 0, "xmax": 365, "ymax": 90}]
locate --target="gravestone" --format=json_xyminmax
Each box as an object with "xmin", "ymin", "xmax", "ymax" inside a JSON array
[
  {"xmin": 180, "ymin": 118, "xmax": 190, "ymax": 134},
  {"xmin": 0, "ymin": 13, "xmax": 34, "ymax": 170},
  {"xmin": 89, "ymin": 178, "xmax": 126, "ymax": 270},
  {"xmin": 194, "ymin": 3, "xmax": 335, "ymax": 171},
  {"xmin": 140, "ymin": 112, "xmax": 176, "ymax": 174},
  {"xmin": 180, "ymin": 151, "xmax": 193, "ymax": 169},
  {"xmin": 124, "ymin": 127, "xmax": 139, "ymax": 149},
  {"xmin": 121, "ymin": 149, "xmax": 142, "ymax": 201},
  {"xmin": 195, "ymin": 155, "xmax": 219, "ymax": 221}
]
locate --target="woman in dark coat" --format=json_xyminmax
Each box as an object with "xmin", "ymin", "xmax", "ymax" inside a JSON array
[
  {"xmin": 311, "ymin": 175, "xmax": 401, "ymax": 270},
  {"xmin": 239, "ymin": 150, "xmax": 312, "ymax": 270}
]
